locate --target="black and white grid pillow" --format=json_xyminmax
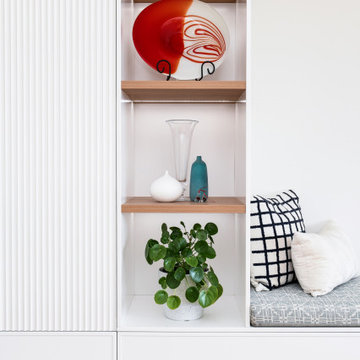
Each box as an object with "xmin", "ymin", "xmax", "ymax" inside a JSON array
[{"xmin": 250, "ymin": 190, "xmax": 306, "ymax": 291}]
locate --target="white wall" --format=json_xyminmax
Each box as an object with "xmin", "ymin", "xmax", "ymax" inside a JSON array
[{"xmin": 250, "ymin": 0, "xmax": 360, "ymax": 252}]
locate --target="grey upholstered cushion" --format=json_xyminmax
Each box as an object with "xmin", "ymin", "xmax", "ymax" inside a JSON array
[{"xmin": 250, "ymin": 277, "xmax": 360, "ymax": 327}]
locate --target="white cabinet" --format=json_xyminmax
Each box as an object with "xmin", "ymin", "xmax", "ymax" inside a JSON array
[
  {"xmin": 0, "ymin": 0, "xmax": 116, "ymax": 331},
  {"xmin": 2, "ymin": 0, "xmax": 360, "ymax": 358},
  {"xmin": 0, "ymin": 333, "xmax": 116, "ymax": 360}
]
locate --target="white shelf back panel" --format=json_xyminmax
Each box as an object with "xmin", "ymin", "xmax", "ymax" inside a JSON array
[
  {"xmin": 131, "ymin": 103, "xmax": 237, "ymax": 197},
  {"xmin": 123, "ymin": 213, "xmax": 243, "ymax": 296},
  {"xmin": 0, "ymin": 0, "xmax": 116, "ymax": 330}
]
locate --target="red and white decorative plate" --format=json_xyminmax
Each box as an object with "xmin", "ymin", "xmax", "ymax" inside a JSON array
[{"xmin": 132, "ymin": 0, "xmax": 230, "ymax": 80}]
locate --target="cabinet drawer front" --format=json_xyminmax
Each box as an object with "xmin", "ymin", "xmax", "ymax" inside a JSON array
[
  {"xmin": 0, "ymin": 333, "xmax": 116, "ymax": 360},
  {"xmin": 119, "ymin": 333, "xmax": 360, "ymax": 360}
]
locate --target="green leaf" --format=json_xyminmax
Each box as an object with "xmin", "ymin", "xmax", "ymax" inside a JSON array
[
  {"xmin": 168, "ymin": 244, "xmax": 179, "ymax": 254},
  {"xmin": 205, "ymin": 247, "xmax": 216, "ymax": 259},
  {"xmin": 174, "ymin": 267, "xmax": 186, "ymax": 281},
  {"xmin": 190, "ymin": 229, "xmax": 196, "ymax": 238},
  {"xmin": 181, "ymin": 248, "xmax": 192, "ymax": 257},
  {"xmin": 180, "ymin": 221, "xmax": 185, "ymax": 228},
  {"xmin": 167, "ymin": 295, "xmax": 181, "ymax": 310},
  {"xmin": 170, "ymin": 227, "xmax": 182, "ymax": 240},
  {"xmin": 205, "ymin": 222, "xmax": 218, "ymax": 236},
  {"xmin": 208, "ymin": 285, "xmax": 219, "ymax": 303},
  {"xmin": 207, "ymin": 271, "xmax": 219, "ymax": 286},
  {"xmin": 198, "ymin": 290, "xmax": 213, "ymax": 308},
  {"xmin": 164, "ymin": 257, "xmax": 176, "ymax": 272},
  {"xmin": 197, "ymin": 254, "xmax": 206, "ymax": 264},
  {"xmin": 216, "ymin": 284, "xmax": 223, "ymax": 300},
  {"xmin": 178, "ymin": 237, "xmax": 188, "ymax": 250},
  {"xmin": 183, "ymin": 263, "xmax": 191, "ymax": 271},
  {"xmin": 158, "ymin": 277, "xmax": 167, "ymax": 289},
  {"xmin": 154, "ymin": 290, "xmax": 168, "ymax": 305},
  {"xmin": 160, "ymin": 223, "xmax": 170, "ymax": 244},
  {"xmin": 170, "ymin": 232, "xmax": 182, "ymax": 241},
  {"xmin": 189, "ymin": 267, "xmax": 204, "ymax": 283},
  {"xmin": 208, "ymin": 235, "xmax": 214, "ymax": 244},
  {"xmin": 166, "ymin": 272, "xmax": 181, "ymax": 289},
  {"xmin": 168, "ymin": 240, "xmax": 181, "ymax": 253},
  {"xmin": 145, "ymin": 239, "xmax": 159, "ymax": 265},
  {"xmin": 198, "ymin": 286, "xmax": 218, "ymax": 308},
  {"xmin": 185, "ymin": 256, "xmax": 198, "ymax": 268},
  {"xmin": 149, "ymin": 244, "xmax": 167, "ymax": 261},
  {"xmin": 196, "ymin": 229, "xmax": 207, "ymax": 241},
  {"xmin": 185, "ymin": 286, "xmax": 200, "ymax": 303},
  {"xmin": 194, "ymin": 240, "xmax": 209, "ymax": 254},
  {"xmin": 193, "ymin": 223, "xmax": 201, "ymax": 231},
  {"xmin": 165, "ymin": 248, "xmax": 176, "ymax": 259},
  {"xmin": 147, "ymin": 239, "xmax": 158, "ymax": 248},
  {"xmin": 170, "ymin": 226, "xmax": 181, "ymax": 232}
]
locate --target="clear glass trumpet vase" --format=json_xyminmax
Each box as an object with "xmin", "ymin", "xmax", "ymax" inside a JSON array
[{"xmin": 166, "ymin": 119, "xmax": 199, "ymax": 201}]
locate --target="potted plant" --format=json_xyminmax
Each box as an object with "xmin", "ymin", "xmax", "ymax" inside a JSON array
[{"xmin": 145, "ymin": 221, "xmax": 223, "ymax": 321}]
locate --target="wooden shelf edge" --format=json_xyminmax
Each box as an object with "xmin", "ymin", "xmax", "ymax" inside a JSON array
[
  {"xmin": 121, "ymin": 196, "xmax": 246, "ymax": 214},
  {"xmin": 121, "ymin": 81, "xmax": 246, "ymax": 101},
  {"xmin": 122, "ymin": 80, "xmax": 246, "ymax": 90}
]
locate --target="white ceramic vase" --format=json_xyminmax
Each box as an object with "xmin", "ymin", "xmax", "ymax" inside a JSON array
[
  {"xmin": 150, "ymin": 171, "xmax": 183, "ymax": 202},
  {"xmin": 159, "ymin": 269, "xmax": 203, "ymax": 321}
]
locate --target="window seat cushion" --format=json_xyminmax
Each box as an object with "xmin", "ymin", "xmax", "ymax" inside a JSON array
[{"xmin": 250, "ymin": 276, "xmax": 360, "ymax": 327}]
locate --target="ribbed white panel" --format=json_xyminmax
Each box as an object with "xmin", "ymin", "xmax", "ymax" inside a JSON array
[{"xmin": 0, "ymin": 0, "xmax": 116, "ymax": 331}]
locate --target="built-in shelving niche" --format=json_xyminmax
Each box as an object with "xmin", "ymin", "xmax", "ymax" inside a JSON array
[{"xmin": 119, "ymin": 0, "xmax": 248, "ymax": 332}]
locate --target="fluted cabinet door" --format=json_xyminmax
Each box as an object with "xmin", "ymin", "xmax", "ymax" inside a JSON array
[{"xmin": 0, "ymin": 0, "xmax": 116, "ymax": 331}]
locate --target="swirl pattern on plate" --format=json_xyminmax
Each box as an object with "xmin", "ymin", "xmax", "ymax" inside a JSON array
[{"xmin": 182, "ymin": 15, "xmax": 226, "ymax": 63}]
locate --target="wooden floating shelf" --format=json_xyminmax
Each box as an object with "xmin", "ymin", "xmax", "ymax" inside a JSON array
[
  {"xmin": 121, "ymin": 197, "xmax": 246, "ymax": 213},
  {"xmin": 121, "ymin": 81, "xmax": 246, "ymax": 101}
]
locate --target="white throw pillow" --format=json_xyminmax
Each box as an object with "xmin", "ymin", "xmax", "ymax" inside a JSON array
[{"xmin": 292, "ymin": 221, "xmax": 360, "ymax": 297}]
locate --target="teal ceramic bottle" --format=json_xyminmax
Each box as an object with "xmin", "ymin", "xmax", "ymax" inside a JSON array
[{"xmin": 190, "ymin": 156, "xmax": 208, "ymax": 202}]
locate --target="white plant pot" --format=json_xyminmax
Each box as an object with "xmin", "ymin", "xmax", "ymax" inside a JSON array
[{"xmin": 159, "ymin": 268, "xmax": 204, "ymax": 321}]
